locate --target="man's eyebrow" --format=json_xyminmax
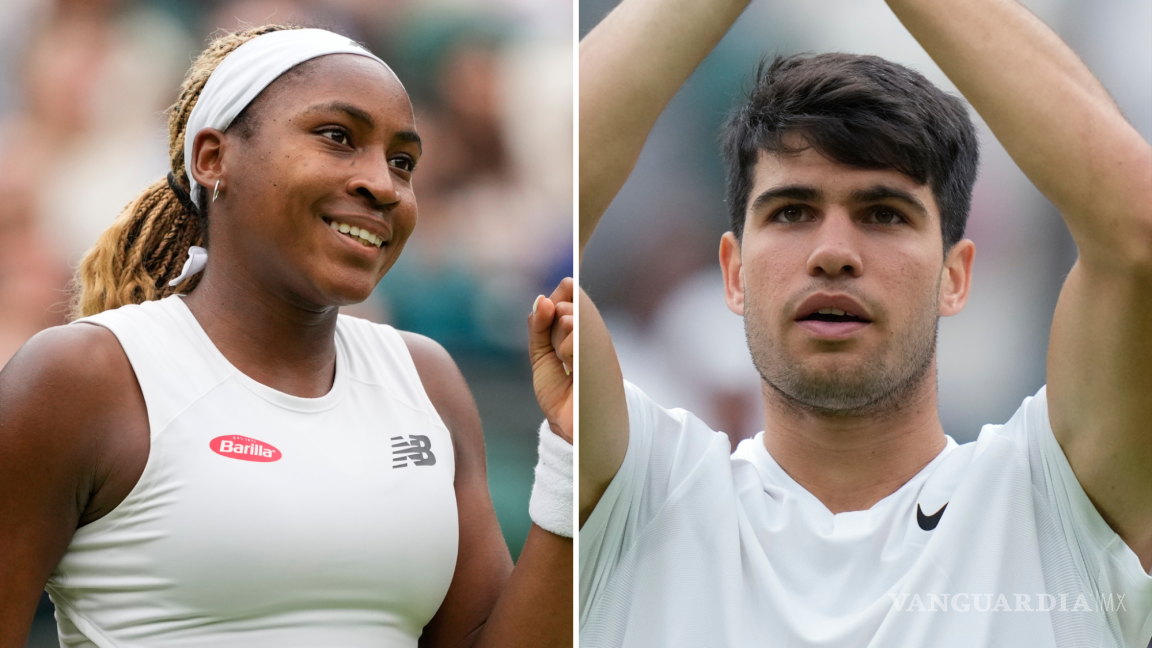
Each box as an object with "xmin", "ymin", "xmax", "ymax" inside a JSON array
[
  {"xmin": 749, "ymin": 185, "xmax": 822, "ymax": 212},
  {"xmin": 851, "ymin": 185, "xmax": 928, "ymax": 215}
]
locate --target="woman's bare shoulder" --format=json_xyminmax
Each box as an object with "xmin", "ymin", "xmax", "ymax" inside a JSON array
[
  {"xmin": 2, "ymin": 323, "xmax": 135, "ymax": 401},
  {"xmin": 0, "ymin": 322, "xmax": 148, "ymax": 523},
  {"xmin": 396, "ymin": 331, "xmax": 485, "ymax": 465},
  {"xmin": 396, "ymin": 331, "xmax": 479, "ymax": 426}
]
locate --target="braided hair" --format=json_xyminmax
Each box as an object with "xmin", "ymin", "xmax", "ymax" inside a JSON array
[{"xmin": 71, "ymin": 24, "xmax": 301, "ymax": 319}]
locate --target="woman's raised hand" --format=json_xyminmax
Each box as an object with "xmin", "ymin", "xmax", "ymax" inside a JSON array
[{"xmin": 528, "ymin": 277, "xmax": 573, "ymax": 444}]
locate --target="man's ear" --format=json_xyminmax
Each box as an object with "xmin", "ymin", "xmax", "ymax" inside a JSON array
[
  {"xmin": 720, "ymin": 232, "xmax": 745, "ymax": 316},
  {"xmin": 940, "ymin": 238, "xmax": 975, "ymax": 317},
  {"xmin": 189, "ymin": 128, "xmax": 227, "ymax": 192}
]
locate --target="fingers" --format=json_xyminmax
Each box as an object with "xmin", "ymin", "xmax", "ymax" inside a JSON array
[
  {"xmin": 527, "ymin": 287, "xmax": 574, "ymax": 443},
  {"xmin": 529, "ymin": 294, "xmax": 556, "ymax": 333},
  {"xmin": 556, "ymin": 323, "xmax": 573, "ymax": 369},
  {"xmin": 528, "ymin": 295, "xmax": 559, "ymax": 366},
  {"xmin": 549, "ymin": 277, "xmax": 574, "ymax": 306},
  {"xmin": 550, "ymin": 300, "xmax": 574, "ymax": 369},
  {"xmin": 533, "ymin": 278, "xmax": 575, "ymax": 375}
]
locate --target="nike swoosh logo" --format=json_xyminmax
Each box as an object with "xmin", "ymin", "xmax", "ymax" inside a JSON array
[{"xmin": 917, "ymin": 503, "xmax": 947, "ymax": 531}]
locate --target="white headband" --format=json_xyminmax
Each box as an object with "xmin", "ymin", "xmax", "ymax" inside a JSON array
[{"xmin": 170, "ymin": 28, "xmax": 388, "ymax": 287}]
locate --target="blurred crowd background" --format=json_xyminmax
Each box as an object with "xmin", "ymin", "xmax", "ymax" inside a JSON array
[
  {"xmin": 580, "ymin": 0, "xmax": 1151, "ymax": 451},
  {"xmin": 0, "ymin": 0, "xmax": 571, "ymax": 644}
]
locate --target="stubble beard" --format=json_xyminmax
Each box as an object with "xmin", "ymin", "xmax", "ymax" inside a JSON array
[{"xmin": 744, "ymin": 286, "xmax": 940, "ymax": 418}]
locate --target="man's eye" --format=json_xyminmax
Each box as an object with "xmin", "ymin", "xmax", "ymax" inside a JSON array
[
  {"xmin": 870, "ymin": 208, "xmax": 905, "ymax": 224},
  {"xmin": 773, "ymin": 205, "xmax": 808, "ymax": 223},
  {"xmin": 320, "ymin": 129, "xmax": 350, "ymax": 146}
]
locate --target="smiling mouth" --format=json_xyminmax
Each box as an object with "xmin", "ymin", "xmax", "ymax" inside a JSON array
[{"xmin": 324, "ymin": 218, "xmax": 385, "ymax": 249}]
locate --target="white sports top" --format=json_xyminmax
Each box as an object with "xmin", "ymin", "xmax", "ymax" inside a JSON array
[
  {"xmin": 579, "ymin": 381, "xmax": 1152, "ymax": 647},
  {"xmin": 47, "ymin": 296, "xmax": 458, "ymax": 647}
]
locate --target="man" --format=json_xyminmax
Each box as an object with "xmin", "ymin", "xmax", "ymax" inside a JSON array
[{"xmin": 578, "ymin": 0, "xmax": 1151, "ymax": 645}]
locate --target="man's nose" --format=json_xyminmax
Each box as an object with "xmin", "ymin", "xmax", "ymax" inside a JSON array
[{"xmin": 806, "ymin": 210, "xmax": 863, "ymax": 278}]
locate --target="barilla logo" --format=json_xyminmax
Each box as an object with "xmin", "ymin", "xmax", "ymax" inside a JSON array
[{"xmin": 210, "ymin": 435, "xmax": 282, "ymax": 463}]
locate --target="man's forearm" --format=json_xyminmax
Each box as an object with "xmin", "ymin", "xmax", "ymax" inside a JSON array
[
  {"xmin": 579, "ymin": 0, "xmax": 752, "ymax": 256},
  {"xmin": 577, "ymin": 288, "xmax": 628, "ymax": 524},
  {"xmin": 886, "ymin": 0, "xmax": 1152, "ymax": 267}
]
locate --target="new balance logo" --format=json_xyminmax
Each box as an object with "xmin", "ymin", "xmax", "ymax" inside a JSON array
[{"xmin": 392, "ymin": 435, "xmax": 436, "ymax": 468}]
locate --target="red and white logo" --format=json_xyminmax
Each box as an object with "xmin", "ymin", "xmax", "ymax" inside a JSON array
[{"xmin": 209, "ymin": 435, "xmax": 282, "ymax": 463}]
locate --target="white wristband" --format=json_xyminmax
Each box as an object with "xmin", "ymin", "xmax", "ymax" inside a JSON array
[{"xmin": 528, "ymin": 419, "xmax": 573, "ymax": 538}]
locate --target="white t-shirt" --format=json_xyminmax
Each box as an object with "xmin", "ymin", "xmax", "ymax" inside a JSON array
[{"xmin": 579, "ymin": 382, "xmax": 1152, "ymax": 647}]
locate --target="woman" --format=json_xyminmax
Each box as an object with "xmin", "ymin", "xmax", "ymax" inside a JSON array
[{"xmin": 0, "ymin": 25, "xmax": 573, "ymax": 647}]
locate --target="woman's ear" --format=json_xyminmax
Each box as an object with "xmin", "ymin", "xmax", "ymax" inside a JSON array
[{"xmin": 189, "ymin": 128, "xmax": 227, "ymax": 193}]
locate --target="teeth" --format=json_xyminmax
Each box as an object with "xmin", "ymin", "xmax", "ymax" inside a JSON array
[
  {"xmin": 817, "ymin": 308, "xmax": 847, "ymax": 316},
  {"xmin": 327, "ymin": 219, "xmax": 385, "ymax": 248}
]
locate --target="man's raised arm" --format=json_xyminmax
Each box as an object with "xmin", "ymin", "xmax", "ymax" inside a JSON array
[
  {"xmin": 887, "ymin": 0, "xmax": 1152, "ymax": 568},
  {"xmin": 578, "ymin": 0, "xmax": 752, "ymax": 522},
  {"xmin": 580, "ymin": 0, "xmax": 752, "ymax": 255}
]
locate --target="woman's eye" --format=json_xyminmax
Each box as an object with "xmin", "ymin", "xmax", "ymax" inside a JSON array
[
  {"xmin": 320, "ymin": 129, "xmax": 350, "ymax": 146},
  {"xmin": 773, "ymin": 205, "xmax": 807, "ymax": 223}
]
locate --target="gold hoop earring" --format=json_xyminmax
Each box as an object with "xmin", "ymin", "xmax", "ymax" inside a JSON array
[{"xmin": 212, "ymin": 180, "xmax": 221, "ymax": 203}]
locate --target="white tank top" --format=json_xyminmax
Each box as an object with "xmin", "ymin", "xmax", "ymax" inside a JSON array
[{"xmin": 47, "ymin": 296, "xmax": 459, "ymax": 647}]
